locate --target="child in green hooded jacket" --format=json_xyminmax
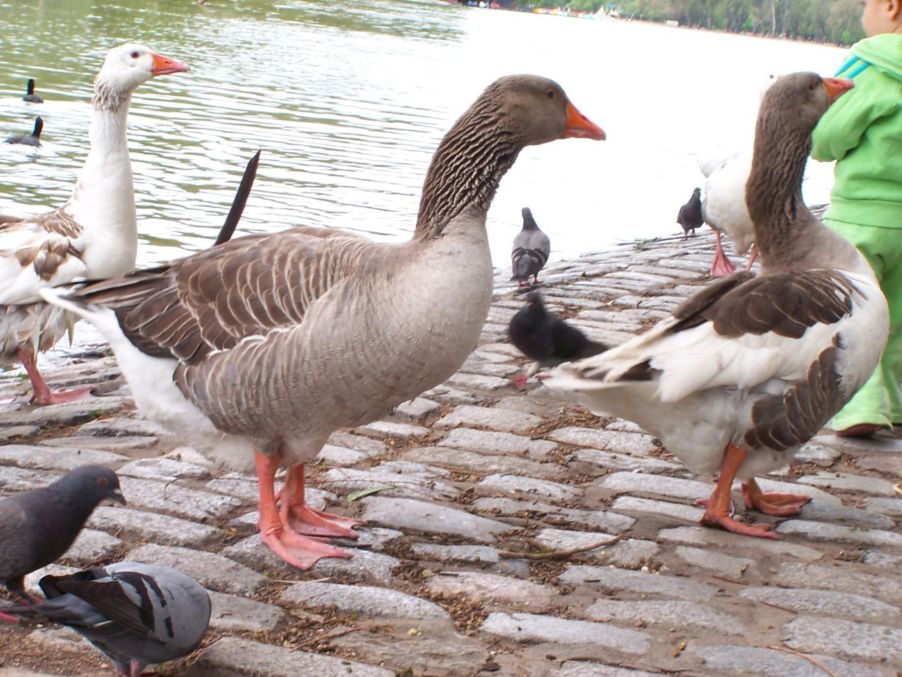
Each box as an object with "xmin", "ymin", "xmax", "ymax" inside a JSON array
[{"xmin": 810, "ymin": 0, "xmax": 902, "ymax": 437}]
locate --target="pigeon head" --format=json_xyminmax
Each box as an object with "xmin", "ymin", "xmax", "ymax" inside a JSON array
[
  {"xmin": 525, "ymin": 291, "xmax": 544, "ymax": 310},
  {"xmin": 55, "ymin": 465, "xmax": 126, "ymax": 507}
]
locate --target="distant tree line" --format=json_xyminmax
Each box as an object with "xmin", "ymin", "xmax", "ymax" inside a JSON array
[{"xmin": 514, "ymin": 0, "xmax": 865, "ymax": 45}]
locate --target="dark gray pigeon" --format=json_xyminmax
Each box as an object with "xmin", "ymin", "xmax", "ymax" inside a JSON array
[
  {"xmin": 0, "ymin": 464, "xmax": 125, "ymax": 612},
  {"xmin": 508, "ymin": 291, "xmax": 607, "ymax": 387},
  {"xmin": 676, "ymin": 187, "xmax": 703, "ymax": 239},
  {"xmin": 7, "ymin": 561, "xmax": 211, "ymax": 676},
  {"xmin": 511, "ymin": 207, "xmax": 550, "ymax": 287}
]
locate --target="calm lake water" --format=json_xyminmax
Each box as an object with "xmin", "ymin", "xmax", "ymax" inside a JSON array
[{"xmin": 1, "ymin": 0, "xmax": 846, "ymax": 270}]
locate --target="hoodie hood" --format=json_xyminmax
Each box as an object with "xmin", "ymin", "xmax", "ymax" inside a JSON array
[{"xmin": 850, "ymin": 34, "xmax": 902, "ymax": 82}]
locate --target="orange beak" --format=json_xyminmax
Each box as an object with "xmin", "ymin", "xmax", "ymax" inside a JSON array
[
  {"xmin": 822, "ymin": 77, "xmax": 854, "ymax": 101},
  {"xmin": 564, "ymin": 101, "xmax": 606, "ymax": 141},
  {"xmin": 150, "ymin": 52, "xmax": 190, "ymax": 77}
]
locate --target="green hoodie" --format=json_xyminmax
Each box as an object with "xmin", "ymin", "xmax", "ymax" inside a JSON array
[{"xmin": 811, "ymin": 33, "xmax": 902, "ymax": 229}]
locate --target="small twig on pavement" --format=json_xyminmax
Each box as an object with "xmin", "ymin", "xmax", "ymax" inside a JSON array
[
  {"xmin": 498, "ymin": 535, "xmax": 622, "ymax": 560},
  {"xmin": 768, "ymin": 645, "xmax": 839, "ymax": 677}
]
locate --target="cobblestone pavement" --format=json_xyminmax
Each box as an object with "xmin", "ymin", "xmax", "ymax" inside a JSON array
[{"xmin": 1, "ymin": 232, "xmax": 901, "ymax": 676}]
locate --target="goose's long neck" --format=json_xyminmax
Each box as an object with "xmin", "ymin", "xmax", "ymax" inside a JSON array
[
  {"xmin": 414, "ymin": 102, "xmax": 521, "ymax": 239},
  {"xmin": 67, "ymin": 88, "xmax": 138, "ymax": 275},
  {"xmin": 745, "ymin": 111, "xmax": 812, "ymax": 268}
]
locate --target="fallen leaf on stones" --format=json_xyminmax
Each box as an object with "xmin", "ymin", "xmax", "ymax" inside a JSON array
[{"xmin": 346, "ymin": 485, "xmax": 393, "ymax": 502}]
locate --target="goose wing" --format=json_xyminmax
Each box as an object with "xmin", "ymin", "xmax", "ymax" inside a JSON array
[{"xmin": 0, "ymin": 209, "xmax": 87, "ymax": 305}]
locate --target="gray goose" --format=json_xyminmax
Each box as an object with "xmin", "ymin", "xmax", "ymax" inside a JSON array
[
  {"xmin": 545, "ymin": 72, "xmax": 888, "ymax": 539},
  {"xmin": 511, "ymin": 206, "xmax": 550, "ymax": 286},
  {"xmin": 43, "ymin": 75, "xmax": 605, "ymax": 569}
]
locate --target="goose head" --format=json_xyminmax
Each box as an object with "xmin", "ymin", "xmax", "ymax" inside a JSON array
[
  {"xmin": 489, "ymin": 75, "xmax": 605, "ymax": 145},
  {"xmin": 93, "ymin": 43, "xmax": 189, "ymax": 110}
]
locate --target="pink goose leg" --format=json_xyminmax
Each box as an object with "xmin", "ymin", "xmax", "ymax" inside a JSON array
[
  {"xmin": 254, "ymin": 452, "xmax": 351, "ymax": 569},
  {"xmin": 278, "ymin": 464, "xmax": 364, "ymax": 539},
  {"xmin": 709, "ymin": 230, "xmax": 737, "ymax": 278},
  {"xmin": 18, "ymin": 346, "xmax": 93, "ymax": 406}
]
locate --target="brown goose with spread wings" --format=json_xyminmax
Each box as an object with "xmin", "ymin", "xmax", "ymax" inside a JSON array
[
  {"xmin": 44, "ymin": 75, "xmax": 605, "ymax": 569},
  {"xmin": 545, "ymin": 73, "xmax": 888, "ymax": 539}
]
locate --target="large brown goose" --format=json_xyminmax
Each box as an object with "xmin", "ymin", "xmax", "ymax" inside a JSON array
[
  {"xmin": 545, "ymin": 72, "xmax": 888, "ymax": 539},
  {"xmin": 43, "ymin": 75, "xmax": 605, "ymax": 568}
]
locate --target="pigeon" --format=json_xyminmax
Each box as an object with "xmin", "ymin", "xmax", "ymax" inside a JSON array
[
  {"xmin": 6, "ymin": 562, "xmax": 211, "ymax": 676},
  {"xmin": 4, "ymin": 116, "xmax": 43, "ymax": 147},
  {"xmin": 23, "ymin": 78, "xmax": 43, "ymax": 104},
  {"xmin": 511, "ymin": 207, "xmax": 550, "ymax": 287},
  {"xmin": 676, "ymin": 187, "xmax": 703, "ymax": 239},
  {"xmin": 0, "ymin": 464, "xmax": 125, "ymax": 618},
  {"xmin": 508, "ymin": 291, "xmax": 607, "ymax": 386}
]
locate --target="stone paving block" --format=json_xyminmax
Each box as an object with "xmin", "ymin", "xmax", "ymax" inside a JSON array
[
  {"xmin": 318, "ymin": 443, "xmax": 368, "ymax": 466},
  {"xmin": 128, "ymin": 543, "xmax": 265, "ymax": 595},
  {"xmin": 458, "ymin": 359, "xmax": 519, "ymax": 378},
  {"xmin": 192, "ymin": 637, "xmax": 393, "ymax": 676},
  {"xmin": 560, "ymin": 565, "xmax": 717, "ymax": 601},
  {"xmin": 599, "ymin": 472, "xmax": 711, "ymax": 502},
  {"xmin": 0, "ymin": 444, "xmax": 126, "ymax": 471},
  {"xmin": 658, "ymin": 527, "xmax": 824, "ymax": 562},
  {"xmin": 0, "ymin": 465, "xmax": 62, "ymax": 493},
  {"xmin": 331, "ymin": 629, "xmax": 491, "ymax": 677},
  {"xmin": 570, "ymin": 448, "xmax": 682, "ymax": 473},
  {"xmin": 358, "ymin": 420, "xmax": 429, "ymax": 440},
  {"xmin": 776, "ymin": 519, "xmax": 902, "ymax": 547},
  {"xmin": 865, "ymin": 549, "xmax": 902, "ymax": 567},
  {"xmin": 585, "ymin": 599, "xmax": 746, "ymax": 634},
  {"xmin": 425, "ymin": 571, "xmax": 555, "ymax": 608},
  {"xmin": 797, "ymin": 471, "xmax": 898, "ymax": 496},
  {"xmin": 863, "ymin": 496, "xmax": 902, "ymax": 517},
  {"xmin": 116, "ymin": 457, "xmax": 211, "ymax": 481},
  {"xmin": 330, "ymin": 527, "xmax": 405, "ymax": 552},
  {"xmin": 61, "ymin": 528, "xmax": 122, "ymax": 565},
  {"xmin": 783, "ymin": 616, "xmax": 902, "ymax": 664},
  {"xmin": 362, "ymin": 496, "xmax": 513, "ymax": 543},
  {"xmin": 480, "ymin": 612, "xmax": 650, "ymax": 654},
  {"xmin": 438, "ymin": 427, "xmax": 557, "ymax": 457},
  {"xmin": 282, "ymin": 582, "xmax": 449, "ymax": 619},
  {"xmin": 473, "ymin": 496, "xmax": 635, "ymax": 534},
  {"xmin": 119, "ymin": 476, "xmax": 243, "ymax": 521},
  {"xmin": 797, "ymin": 500, "xmax": 895, "ymax": 530},
  {"xmin": 612, "ymin": 496, "xmax": 704, "ymax": 524},
  {"xmin": 534, "ymin": 528, "xmax": 621, "ymax": 555},
  {"xmin": 327, "ymin": 431, "xmax": 388, "ymax": 456},
  {"xmin": 794, "ymin": 442, "xmax": 842, "ymax": 466},
  {"xmin": 394, "ymin": 396, "xmax": 441, "ymax": 419},
  {"xmin": 208, "ymin": 590, "xmax": 287, "ymax": 633},
  {"xmin": 422, "ymin": 384, "xmax": 484, "ymax": 405},
  {"xmin": 446, "ymin": 372, "xmax": 509, "ymax": 391},
  {"xmin": 690, "ymin": 643, "xmax": 886, "ymax": 677},
  {"xmin": 40, "ymin": 434, "xmax": 159, "ymax": 451},
  {"xmin": 403, "ymin": 446, "xmax": 558, "ymax": 479},
  {"xmin": 674, "ymin": 546, "xmax": 755, "ymax": 579},
  {"xmin": 774, "ymin": 563, "xmax": 902, "ymax": 603},
  {"xmin": 476, "ymin": 474, "xmax": 581, "ymax": 503},
  {"xmin": 0, "ymin": 396, "xmax": 128, "ymax": 428},
  {"xmin": 549, "ymin": 427, "xmax": 658, "ymax": 456},
  {"xmin": 595, "ymin": 538, "xmax": 661, "ymax": 568},
  {"xmin": 0, "ymin": 425, "xmax": 40, "ymax": 440},
  {"xmin": 88, "ymin": 505, "xmax": 222, "ymax": 547},
  {"xmin": 739, "ymin": 586, "xmax": 899, "ymax": 620},
  {"xmin": 410, "ymin": 544, "xmax": 500, "ymax": 564},
  {"xmin": 321, "ymin": 464, "xmax": 457, "ymax": 501},
  {"xmin": 77, "ymin": 415, "xmax": 169, "ymax": 438},
  {"xmin": 552, "ymin": 661, "xmax": 663, "ymax": 676},
  {"xmin": 435, "ymin": 405, "xmax": 541, "ymax": 434}
]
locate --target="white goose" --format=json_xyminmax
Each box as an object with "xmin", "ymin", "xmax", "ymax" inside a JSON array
[
  {"xmin": 42, "ymin": 75, "xmax": 605, "ymax": 568},
  {"xmin": 0, "ymin": 44, "xmax": 188, "ymax": 405},
  {"xmin": 545, "ymin": 73, "xmax": 888, "ymax": 539}
]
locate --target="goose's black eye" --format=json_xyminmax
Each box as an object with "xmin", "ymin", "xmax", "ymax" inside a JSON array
[
  {"xmin": 546, "ymin": 89, "xmax": 555, "ymax": 99},
  {"xmin": 130, "ymin": 51, "xmax": 140, "ymax": 59}
]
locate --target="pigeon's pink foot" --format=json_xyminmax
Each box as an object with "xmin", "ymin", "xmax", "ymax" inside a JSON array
[
  {"xmin": 511, "ymin": 373, "xmax": 529, "ymax": 389},
  {"xmin": 0, "ymin": 610, "xmax": 19, "ymax": 623}
]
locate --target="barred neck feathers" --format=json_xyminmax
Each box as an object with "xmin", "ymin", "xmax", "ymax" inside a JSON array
[
  {"xmin": 414, "ymin": 92, "xmax": 520, "ymax": 239},
  {"xmin": 92, "ymin": 83, "xmax": 132, "ymax": 113}
]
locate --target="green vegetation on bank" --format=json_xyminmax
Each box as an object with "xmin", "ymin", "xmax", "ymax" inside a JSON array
[{"xmin": 515, "ymin": 0, "xmax": 864, "ymax": 45}]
